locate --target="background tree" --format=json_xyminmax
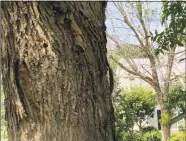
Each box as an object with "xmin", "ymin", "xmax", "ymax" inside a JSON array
[
  {"xmin": 153, "ymin": 1, "xmax": 186, "ymax": 55},
  {"xmin": 1, "ymin": 2, "xmax": 116, "ymax": 141},
  {"xmin": 115, "ymin": 86, "xmax": 156, "ymax": 140},
  {"xmin": 165, "ymin": 84, "xmax": 186, "ymax": 135},
  {"xmin": 106, "ymin": 2, "xmax": 186, "ymax": 141}
]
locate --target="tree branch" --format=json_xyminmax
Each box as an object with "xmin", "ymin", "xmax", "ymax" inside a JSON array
[
  {"xmin": 142, "ymin": 65, "xmax": 153, "ymax": 77},
  {"xmin": 106, "ymin": 32, "xmax": 149, "ymax": 69},
  {"xmin": 164, "ymin": 47, "xmax": 176, "ymax": 92},
  {"xmin": 110, "ymin": 55, "xmax": 154, "ymax": 87},
  {"xmin": 171, "ymin": 112, "xmax": 186, "ymax": 126},
  {"xmin": 113, "ymin": 2, "xmax": 146, "ymax": 49},
  {"xmin": 113, "ymin": 3, "xmax": 160, "ymax": 88},
  {"xmin": 136, "ymin": 2, "xmax": 150, "ymax": 47},
  {"xmin": 179, "ymin": 57, "xmax": 186, "ymax": 63},
  {"xmin": 135, "ymin": 3, "xmax": 161, "ymax": 91}
]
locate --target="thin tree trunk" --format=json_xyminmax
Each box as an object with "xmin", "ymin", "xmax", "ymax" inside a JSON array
[
  {"xmin": 161, "ymin": 124, "xmax": 171, "ymax": 141},
  {"xmin": 161, "ymin": 109, "xmax": 171, "ymax": 141},
  {"xmin": 1, "ymin": 2, "xmax": 116, "ymax": 141}
]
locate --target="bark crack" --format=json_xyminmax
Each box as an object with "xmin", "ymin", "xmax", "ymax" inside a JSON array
[{"xmin": 14, "ymin": 59, "xmax": 30, "ymax": 117}]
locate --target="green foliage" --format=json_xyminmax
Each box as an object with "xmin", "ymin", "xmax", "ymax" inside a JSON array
[
  {"xmin": 164, "ymin": 84, "xmax": 186, "ymax": 111},
  {"xmin": 161, "ymin": 113, "xmax": 172, "ymax": 126},
  {"xmin": 168, "ymin": 132, "xmax": 186, "ymax": 141},
  {"xmin": 115, "ymin": 86, "xmax": 156, "ymax": 140},
  {"xmin": 142, "ymin": 126, "xmax": 158, "ymax": 133},
  {"xmin": 120, "ymin": 132, "xmax": 143, "ymax": 141},
  {"xmin": 119, "ymin": 44, "xmax": 147, "ymax": 58},
  {"xmin": 117, "ymin": 127, "xmax": 162, "ymax": 141},
  {"xmin": 120, "ymin": 86, "xmax": 156, "ymax": 122},
  {"xmin": 153, "ymin": 2, "xmax": 186, "ymax": 55},
  {"xmin": 178, "ymin": 123, "xmax": 186, "ymax": 131},
  {"xmin": 142, "ymin": 129, "xmax": 161, "ymax": 141}
]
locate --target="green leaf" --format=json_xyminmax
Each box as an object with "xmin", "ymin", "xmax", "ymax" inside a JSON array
[{"xmin": 177, "ymin": 41, "xmax": 184, "ymax": 46}]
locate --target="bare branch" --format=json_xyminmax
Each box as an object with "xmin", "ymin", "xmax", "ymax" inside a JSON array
[
  {"xmin": 106, "ymin": 31, "xmax": 149, "ymax": 61},
  {"xmin": 136, "ymin": 2, "xmax": 149, "ymax": 45},
  {"xmin": 176, "ymin": 49, "xmax": 186, "ymax": 55},
  {"xmin": 179, "ymin": 57, "xmax": 186, "ymax": 63},
  {"xmin": 164, "ymin": 47, "xmax": 176, "ymax": 91},
  {"xmin": 114, "ymin": 2, "xmax": 146, "ymax": 49},
  {"xmin": 135, "ymin": 3, "xmax": 161, "ymax": 89},
  {"xmin": 142, "ymin": 65, "xmax": 153, "ymax": 77},
  {"xmin": 171, "ymin": 112, "xmax": 186, "ymax": 126},
  {"xmin": 110, "ymin": 55, "xmax": 154, "ymax": 87},
  {"xmin": 107, "ymin": 32, "xmax": 142, "ymax": 72}
]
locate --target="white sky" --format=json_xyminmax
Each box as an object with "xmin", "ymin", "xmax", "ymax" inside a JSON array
[{"xmin": 106, "ymin": 2, "xmax": 164, "ymax": 48}]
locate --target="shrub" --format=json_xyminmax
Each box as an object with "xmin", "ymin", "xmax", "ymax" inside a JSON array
[
  {"xmin": 168, "ymin": 132, "xmax": 186, "ymax": 141},
  {"xmin": 142, "ymin": 126, "xmax": 158, "ymax": 133},
  {"xmin": 178, "ymin": 123, "xmax": 185, "ymax": 131},
  {"xmin": 121, "ymin": 132, "xmax": 143, "ymax": 141},
  {"xmin": 142, "ymin": 130, "xmax": 161, "ymax": 141}
]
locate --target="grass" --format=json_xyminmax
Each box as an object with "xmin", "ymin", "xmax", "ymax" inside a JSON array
[
  {"xmin": 169, "ymin": 131, "xmax": 186, "ymax": 141},
  {"xmin": 1, "ymin": 138, "xmax": 8, "ymax": 141}
]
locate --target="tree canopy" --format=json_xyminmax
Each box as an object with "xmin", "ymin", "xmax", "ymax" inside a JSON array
[
  {"xmin": 153, "ymin": 1, "xmax": 186, "ymax": 55},
  {"xmin": 115, "ymin": 86, "xmax": 156, "ymax": 139}
]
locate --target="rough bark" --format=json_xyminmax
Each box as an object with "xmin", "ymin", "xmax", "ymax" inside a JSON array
[{"xmin": 1, "ymin": 2, "xmax": 116, "ymax": 141}]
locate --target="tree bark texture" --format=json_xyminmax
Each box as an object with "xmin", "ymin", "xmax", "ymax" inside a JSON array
[
  {"xmin": 161, "ymin": 124, "xmax": 171, "ymax": 141},
  {"xmin": 1, "ymin": 2, "xmax": 116, "ymax": 141},
  {"xmin": 161, "ymin": 109, "xmax": 171, "ymax": 141}
]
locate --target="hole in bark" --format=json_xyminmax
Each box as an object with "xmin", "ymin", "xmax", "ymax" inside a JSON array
[
  {"xmin": 43, "ymin": 43, "xmax": 48, "ymax": 48},
  {"xmin": 72, "ymin": 45, "xmax": 84, "ymax": 54},
  {"xmin": 79, "ymin": 10, "xmax": 88, "ymax": 20},
  {"xmin": 64, "ymin": 18, "xmax": 71, "ymax": 29},
  {"xmin": 20, "ymin": 31, "xmax": 24, "ymax": 38}
]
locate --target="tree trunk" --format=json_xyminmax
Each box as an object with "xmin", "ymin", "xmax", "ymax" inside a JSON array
[
  {"xmin": 1, "ymin": 2, "xmax": 116, "ymax": 141},
  {"xmin": 161, "ymin": 109, "xmax": 171, "ymax": 141},
  {"xmin": 161, "ymin": 124, "xmax": 171, "ymax": 141}
]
